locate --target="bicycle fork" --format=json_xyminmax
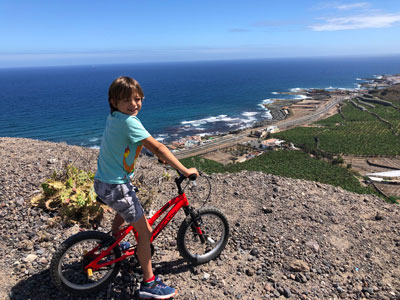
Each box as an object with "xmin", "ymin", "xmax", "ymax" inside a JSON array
[{"xmin": 183, "ymin": 206, "xmax": 206, "ymax": 243}]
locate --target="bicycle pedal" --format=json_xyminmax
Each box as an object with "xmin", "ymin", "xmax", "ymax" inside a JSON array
[{"xmin": 87, "ymin": 268, "xmax": 93, "ymax": 278}]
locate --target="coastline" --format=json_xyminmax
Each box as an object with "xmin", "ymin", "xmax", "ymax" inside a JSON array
[
  {"xmin": 170, "ymin": 73, "xmax": 400, "ymax": 158},
  {"xmin": 1, "ymin": 72, "xmax": 398, "ymax": 152},
  {"xmin": 2, "ymin": 58, "xmax": 400, "ymax": 149},
  {"xmin": 157, "ymin": 72, "xmax": 400, "ymax": 149},
  {"xmin": 166, "ymin": 92, "xmax": 336, "ymax": 153}
]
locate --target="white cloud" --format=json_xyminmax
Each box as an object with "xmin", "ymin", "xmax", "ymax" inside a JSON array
[
  {"xmin": 311, "ymin": 13, "xmax": 400, "ymax": 31},
  {"xmin": 335, "ymin": 2, "xmax": 369, "ymax": 10},
  {"xmin": 313, "ymin": 1, "xmax": 370, "ymax": 11}
]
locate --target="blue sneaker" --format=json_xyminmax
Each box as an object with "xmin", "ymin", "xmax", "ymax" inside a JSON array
[
  {"xmin": 119, "ymin": 241, "xmax": 131, "ymax": 251},
  {"xmin": 139, "ymin": 276, "xmax": 177, "ymax": 299}
]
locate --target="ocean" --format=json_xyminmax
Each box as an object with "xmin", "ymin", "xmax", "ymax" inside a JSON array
[{"xmin": 1, "ymin": 56, "xmax": 400, "ymax": 148}]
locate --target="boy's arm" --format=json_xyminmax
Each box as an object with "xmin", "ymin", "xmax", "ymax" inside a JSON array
[{"xmin": 142, "ymin": 136, "xmax": 198, "ymax": 178}]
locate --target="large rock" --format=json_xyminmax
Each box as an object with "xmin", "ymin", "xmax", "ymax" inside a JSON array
[{"xmin": 288, "ymin": 259, "xmax": 310, "ymax": 272}]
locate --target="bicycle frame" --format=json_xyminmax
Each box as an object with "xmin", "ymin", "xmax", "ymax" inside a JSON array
[{"xmin": 84, "ymin": 191, "xmax": 199, "ymax": 272}]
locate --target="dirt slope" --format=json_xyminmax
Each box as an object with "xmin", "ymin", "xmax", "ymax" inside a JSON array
[{"xmin": 1, "ymin": 137, "xmax": 399, "ymax": 300}]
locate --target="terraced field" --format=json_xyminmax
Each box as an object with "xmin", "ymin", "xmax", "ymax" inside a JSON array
[
  {"xmin": 181, "ymin": 151, "xmax": 377, "ymax": 195},
  {"xmin": 273, "ymin": 96, "xmax": 400, "ymax": 156}
]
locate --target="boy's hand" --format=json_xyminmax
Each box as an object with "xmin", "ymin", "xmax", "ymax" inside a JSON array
[{"xmin": 184, "ymin": 167, "xmax": 199, "ymax": 178}]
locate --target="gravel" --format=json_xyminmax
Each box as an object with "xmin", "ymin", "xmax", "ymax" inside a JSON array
[{"xmin": 1, "ymin": 137, "xmax": 400, "ymax": 299}]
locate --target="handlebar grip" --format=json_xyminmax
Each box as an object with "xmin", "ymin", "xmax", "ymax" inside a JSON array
[{"xmin": 175, "ymin": 169, "xmax": 197, "ymax": 181}]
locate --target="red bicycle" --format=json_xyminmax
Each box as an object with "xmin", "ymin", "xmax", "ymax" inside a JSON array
[{"xmin": 50, "ymin": 172, "xmax": 229, "ymax": 295}]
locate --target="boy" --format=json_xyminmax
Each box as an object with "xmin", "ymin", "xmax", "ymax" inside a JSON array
[{"xmin": 94, "ymin": 76, "xmax": 198, "ymax": 299}]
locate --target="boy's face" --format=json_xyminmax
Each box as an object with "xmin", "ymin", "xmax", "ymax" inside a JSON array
[{"xmin": 112, "ymin": 95, "xmax": 143, "ymax": 116}]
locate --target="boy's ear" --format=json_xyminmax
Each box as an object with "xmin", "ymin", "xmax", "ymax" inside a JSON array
[{"xmin": 110, "ymin": 98, "xmax": 117, "ymax": 108}]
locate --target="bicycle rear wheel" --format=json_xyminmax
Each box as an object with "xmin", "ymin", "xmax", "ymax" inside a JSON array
[
  {"xmin": 177, "ymin": 207, "xmax": 229, "ymax": 264},
  {"xmin": 50, "ymin": 231, "xmax": 121, "ymax": 295}
]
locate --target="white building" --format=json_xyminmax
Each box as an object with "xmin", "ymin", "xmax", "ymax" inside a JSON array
[
  {"xmin": 266, "ymin": 126, "xmax": 279, "ymax": 133},
  {"xmin": 367, "ymin": 170, "xmax": 400, "ymax": 183}
]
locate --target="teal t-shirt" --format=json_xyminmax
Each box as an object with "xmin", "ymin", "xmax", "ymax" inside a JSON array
[{"xmin": 95, "ymin": 111, "xmax": 151, "ymax": 184}]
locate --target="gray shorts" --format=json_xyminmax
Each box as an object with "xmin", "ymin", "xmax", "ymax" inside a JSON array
[{"xmin": 94, "ymin": 179, "xmax": 144, "ymax": 224}]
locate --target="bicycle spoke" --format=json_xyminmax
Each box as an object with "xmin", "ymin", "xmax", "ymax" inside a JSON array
[{"xmin": 59, "ymin": 238, "xmax": 118, "ymax": 289}]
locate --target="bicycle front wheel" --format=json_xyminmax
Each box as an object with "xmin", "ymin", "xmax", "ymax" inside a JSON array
[
  {"xmin": 177, "ymin": 207, "xmax": 229, "ymax": 264},
  {"xmin": 50, "ymin": 231, "xmax": 121, "ymax": 295}
]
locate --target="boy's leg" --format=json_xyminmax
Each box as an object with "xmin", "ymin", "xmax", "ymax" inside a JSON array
[
  {"xmin": 112, "ymin": 213, "xmax": 125, "ymax": 233},
  {"xmin": 133, "ymin": 215, "xmax": 177, "ymax": 299},
  {"xmin": 94, "ymin": 179, "xmax": 176, "ymax": 297},
  {"xmin": 131, "ymin": 214, "xmax": 154, "ymax": 281}
]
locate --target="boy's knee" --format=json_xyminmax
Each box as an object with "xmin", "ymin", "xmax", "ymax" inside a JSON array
[
  {"xmin": 130, "ymin": 218, "xmax": 152, "ymax": 240},
  {"xmin": 136, "ymin": 227, "xmax": 152, "ymax": 243},
  {"xmin": 144, "ymin": 229, "xmax": 152, "ymax": 240},
  {"xmin": 134, "ymin": 224, "xmax": 151, "ymax": 234}
]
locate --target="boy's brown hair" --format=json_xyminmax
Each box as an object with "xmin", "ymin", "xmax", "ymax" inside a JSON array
[{"xmin": 108, "ymin": 76, "xmax": 144, "ymax": 113}]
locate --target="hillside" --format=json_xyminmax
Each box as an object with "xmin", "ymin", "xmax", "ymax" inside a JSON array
[
  {"xmin": 1, "ymin": 137, "xmax": 400, "ymax": 300},
  {"xmin": 369, "ymin": 83, "xmax": 400, "ymax": 103}
]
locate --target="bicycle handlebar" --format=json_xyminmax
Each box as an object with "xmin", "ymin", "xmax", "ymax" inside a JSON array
[
  {"xmin": 157, "ymin": 158, "xmax": 198, "ymax": 181},
  {"xmin": 175, "ymin": 171, "xmax": 197, "ymax": 195},
  {"xmin": 176, "ymin": 170, "xmax": 197, "ymax": 182}
]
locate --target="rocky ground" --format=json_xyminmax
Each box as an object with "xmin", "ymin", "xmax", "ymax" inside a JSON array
[{"xmin": 1, "ymin": 137, "xmax": 400, "ymax": 300}]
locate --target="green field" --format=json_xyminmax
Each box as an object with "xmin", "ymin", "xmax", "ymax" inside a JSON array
[
  {"xmin": 273, "ymin": 99, "xmax": 400, "ymax": 155},
  {"xmin": 181, "ymin": 150, "xmax": 376, "ymax": 195}
]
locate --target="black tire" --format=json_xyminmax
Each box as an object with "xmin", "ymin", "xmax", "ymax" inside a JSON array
[
  {"xmin": 50, "ymin": 231, "xmax": 121, "ymax": 295},
  {"xmin": 177, "ymin": 207, "xmax": 229, "ymax": 264}
]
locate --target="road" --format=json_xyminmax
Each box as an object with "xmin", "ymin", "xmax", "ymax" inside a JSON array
[
  {"xmin": 276, "ymin": 95, "xmax": 347, "ymax": 129},
  {"xmin": 174, "ymin": 95, "xmax": 349, "ymax": 159}
]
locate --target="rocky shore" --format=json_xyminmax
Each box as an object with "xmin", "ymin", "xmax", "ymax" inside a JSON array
[{"xmin": 1, "ymin": 137, "xmax": 400, "ymax": 300}]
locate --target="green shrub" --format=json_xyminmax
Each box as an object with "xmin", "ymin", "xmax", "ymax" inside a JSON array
[{"xmin": 387, "ymin": 196, "xmax": 399, "ymax": 204}]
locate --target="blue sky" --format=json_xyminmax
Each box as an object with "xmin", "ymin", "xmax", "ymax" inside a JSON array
[{"xmin": 1, "ymin": 0, "xmax": 400, "ymax": 67}]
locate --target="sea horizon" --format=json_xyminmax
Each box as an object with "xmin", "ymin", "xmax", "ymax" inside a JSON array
[
  {"xmin": 0, "ymin": 53, "xmax": 400, "ymax": 71},
  {"xmin": 2, "ymin": 53, "xmax": 400, "ymax": 70},
  {"xmin": 1, "ymin": 55, "xmax": 400, "ymax": 148}
]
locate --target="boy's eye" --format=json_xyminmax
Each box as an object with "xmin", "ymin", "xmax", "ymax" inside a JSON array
[{"xmin": 124, "ymin": 98, "xmax": 141, "ymax": 102}]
